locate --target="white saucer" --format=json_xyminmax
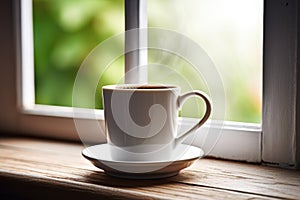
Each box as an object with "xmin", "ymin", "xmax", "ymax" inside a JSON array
[{"xmin": 82, "ymin": 144, "xmax": 204, "ymax": 179}]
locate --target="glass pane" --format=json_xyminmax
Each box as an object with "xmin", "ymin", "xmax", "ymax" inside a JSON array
[
  {"xmin": 33, "ymin": 0, "xmax": 262, "ymax": 123},
  {"xmin": 148, "ymin": 0, "xmax": 263, "ymax": 123},
  {"xmin": 33, "ymin": 0, "xmax": 124, "ymax": 109}
]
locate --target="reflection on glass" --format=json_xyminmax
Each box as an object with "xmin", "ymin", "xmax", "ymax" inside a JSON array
[{"xmin": 148, "ymin": 0, "xmax": 263, "ymax": 123}]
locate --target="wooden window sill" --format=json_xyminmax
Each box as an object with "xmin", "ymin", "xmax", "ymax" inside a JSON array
[{"xmin": 0, "ymin": 136, "xmax": 299, "ymax": 200}]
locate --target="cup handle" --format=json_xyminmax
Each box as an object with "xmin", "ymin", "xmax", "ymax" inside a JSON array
[{"xmin": 175, "ymin": 90, "xmax": 212, "ymax": 146}]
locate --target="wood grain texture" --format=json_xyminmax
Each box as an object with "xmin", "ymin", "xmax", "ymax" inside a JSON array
[{"xmin": 0, "ymin": 137, "xmax": 299, "ymax": 200}]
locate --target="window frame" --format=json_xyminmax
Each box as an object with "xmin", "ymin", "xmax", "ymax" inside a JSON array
[
  {"xmin": 262, "ymin": 0, "xmax": 300, "ymax": 168},
  {"xmin": 1, "ymin": 0, "xmax": 298, "ymax": 167}
]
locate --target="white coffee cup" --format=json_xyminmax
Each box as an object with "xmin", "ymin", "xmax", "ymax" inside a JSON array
[{"xmin": 102, "ymin": 84, "xmax": 211, "ymax": 161}]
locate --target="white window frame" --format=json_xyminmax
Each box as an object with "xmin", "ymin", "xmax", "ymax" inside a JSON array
[{"xmin": 0, "ymin": 0, "xmax": 298, "ymax": 168}]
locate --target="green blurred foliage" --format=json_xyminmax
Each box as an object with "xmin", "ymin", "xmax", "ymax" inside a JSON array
[
  {"xmin": 33, "ymin": 0, "xmax": 261, "ymax": 123},
  {"xmin": 33, "ymin": 0, "xmax": 124, "ymax": 108}
]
